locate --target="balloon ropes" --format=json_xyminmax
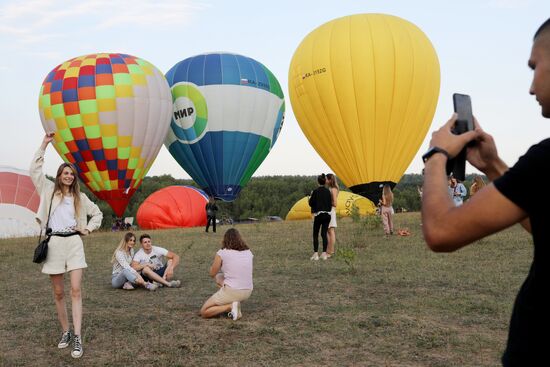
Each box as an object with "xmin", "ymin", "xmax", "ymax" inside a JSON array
[
  {"xmin": 0, "ymin": 166, "xmax": 41, "ymax": 238},
  {"xmin": 286, "ymin": 191, "xmax": 376, "ymax": 220},
  {"xmin": 165, "ymin": 52, "xmax": 285, "ymax": 201},
  {"xmin": 38, "ymin": 53, "xmax": 173, "ymax": 216},
  {"xmin": 289, "ymin": 14, "xmax": 440, "ymax": 204},
  {"xmin": 136, "ymin": 185, "xmax": 209, "ymax": 229}
]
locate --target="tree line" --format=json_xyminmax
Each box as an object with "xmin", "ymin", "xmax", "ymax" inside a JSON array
[{"xmin": 75, "ymin": 173, "xmax": 482, "ymax": 229}]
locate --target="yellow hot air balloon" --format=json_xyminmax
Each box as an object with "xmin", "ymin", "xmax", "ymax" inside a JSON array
[
  {"xmin": 289, "ymin": 14, "xmax": 440, "ymax": 203},
  {"xmin": 286, "ymin": 191, "xmax": 376, "ymax": 221}
]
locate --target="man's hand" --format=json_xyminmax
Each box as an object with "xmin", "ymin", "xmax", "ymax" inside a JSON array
[
  {"xmin": 466, "ymin": 118, "xmax": 508, "ymax": 180},
  {"xmin": 429, "ymin": 113, "xmax": 479, "ymax": 158},
  {"xmin": 163, "ymin": 268, "xmax": 174, "ymax": 280}
]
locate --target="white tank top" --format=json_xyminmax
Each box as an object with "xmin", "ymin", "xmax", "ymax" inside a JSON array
[{"xmin": 49, "ymin": 195, "xmax": 77, "ymax": 232}]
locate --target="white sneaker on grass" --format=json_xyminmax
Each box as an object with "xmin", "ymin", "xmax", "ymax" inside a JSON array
[
  {"xmin": 71, "ymin": 335, "xmax": 83, "ymax": 358},
  {"xmin": 169, "ymin": 280, "xmax": 181, "ymax": 288},
  {"xmin": 145, "ymin": 282, "xmax": 158, "ymax": 291},
  {"xmin": 320, "ymin": 252, "xmax": 328, "ymax": 260},
  {"xmin": 58, "ymin": 330, "xmax": 72, "ymax": 349},
  {"xmin": 228, "ymin": 301, "xmax": 241, "ymax": 321},
  {"xmin": 310, "ymin": 253, "xmax": 319, "ymax": 261},
  {"xmin": 122, "ymin": 281, "xmax": 135, "ymax": 290}
]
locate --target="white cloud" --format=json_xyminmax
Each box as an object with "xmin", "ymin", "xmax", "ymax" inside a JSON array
[{"xmin": 0, "ymin": 0, "xmax": 209, "ymax": 43}]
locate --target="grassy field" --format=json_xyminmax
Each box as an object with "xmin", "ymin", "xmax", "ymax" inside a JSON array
[{"xmin": 0, "ymin": 212, "xmax": 532, "ymax": 367}]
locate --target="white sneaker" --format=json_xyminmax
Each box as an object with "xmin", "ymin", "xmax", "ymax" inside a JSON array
[
  {"xmin": 320, "ymin": 252, "xmax": 328, "ymax": 260},
  {"xmin": 145, "ymin": 282, "xmax": 158, "ymax": 291},
  {"xmin": 229, "ymin": 301, "xmax": 241, "ymax": 321},
  {"xmin": 122, "ymin": 281, "xmax": 135, "ymax": 290},
  {"xmin": 310, "ymin": 253, "xmax": 319, "ymax": 261},
  {"xmin": 71, "ymin": 335, "xmax": 83, "ymax": 358},
  {"xmin": 169, "ymin": 280, "xmax": 181, "ymax": 288}
]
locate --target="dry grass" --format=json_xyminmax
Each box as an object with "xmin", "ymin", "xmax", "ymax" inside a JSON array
[{"xmin": 0, "ymin": 213, "xmax": 532, "ymax": 366}]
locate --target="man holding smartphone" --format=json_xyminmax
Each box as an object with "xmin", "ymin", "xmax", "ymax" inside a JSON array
[{"xmin": 421, "ymin": 18, "xmax": 550, "ymax": 366}]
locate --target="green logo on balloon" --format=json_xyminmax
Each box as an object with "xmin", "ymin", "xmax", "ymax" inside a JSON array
[{"xmin": 171, "ymin": 82, "xmax": 208, "ymax": 143}]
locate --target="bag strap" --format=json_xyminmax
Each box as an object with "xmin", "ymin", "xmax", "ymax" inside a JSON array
[{"xmin": 39, "ymin": 191, "xmax": 55, "ymax": 240}]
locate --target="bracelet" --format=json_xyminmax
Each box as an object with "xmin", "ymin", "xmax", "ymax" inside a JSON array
[{"xmin": 422, "ymin": 146, "xmax": 451, "ymax": 163}]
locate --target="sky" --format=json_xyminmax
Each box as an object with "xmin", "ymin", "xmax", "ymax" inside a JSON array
[{"xmin": 1, "ymin": 0, "xmax": 549, "ymax": 181}]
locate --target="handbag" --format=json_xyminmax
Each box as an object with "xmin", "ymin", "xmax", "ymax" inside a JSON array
[{"xmin": 33, "ymin": 192, "xmax": 54, "ymax": 264}]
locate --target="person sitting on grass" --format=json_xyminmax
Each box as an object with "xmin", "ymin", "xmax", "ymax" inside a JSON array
[
  {"xmin": 131, "ymin": 234, "xmax": 181, "ymax": 288},
  {"xmin": 200, "ymin": 228, "xmax": 253, "ymax": 320},
  {"xmin": 111, "ymin": 232, "xmax": 158, "ymax": 291}
]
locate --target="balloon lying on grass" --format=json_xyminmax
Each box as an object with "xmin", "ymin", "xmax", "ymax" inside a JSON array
[
  {"xmin": 136, "ymin": 186, "xmax": 209, "ymax": 229},
  {"xmin": 285, "ymin": 191, "xmax": 376, "ymax": 220},
  {"xmin": 38, "ymin": 53, "xmax": 173, "ymax": 216},
  {"xmin": 289, "ymin": 14, "xmax": 440, "ymax": 203},
  {"xmin": 165, "ymin": 52, "xmax": 285, "ymax": 201},
  {"xmin": 0, "ymin": 166, "xmax": 41, "ymax": 238}
]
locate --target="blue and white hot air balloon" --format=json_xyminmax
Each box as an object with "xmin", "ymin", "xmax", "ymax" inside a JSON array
[{"xmin": 164, "ymin": 53, "xmax": 285, "ymax": 201}]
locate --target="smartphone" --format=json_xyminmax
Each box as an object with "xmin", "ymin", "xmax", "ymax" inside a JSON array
[{"xmin": 446, "ymin": 93, "xmax": 474, "ymax": 181}]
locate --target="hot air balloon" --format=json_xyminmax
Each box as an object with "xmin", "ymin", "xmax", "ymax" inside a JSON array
[
  {"xmin": 289, "ymin": 14, "xmax": 440, "ymax": 203},
  {"xmin": 38, "ymin": 53, "xmax": 173, "ymax": 216},
  {"xmin": 0, "ymin": 166, "xmax": 41, "ymax": 238},
  {"xmin": 286, "ymin": 191, "xmax": 376, "ymax": 221},
  {"xmin": 165, "ymin": 52, "xmax": 285, "ymax": 201},
  {"xmin": 136, "ymin": 186, "xmax": 208, "ymax": 229}
]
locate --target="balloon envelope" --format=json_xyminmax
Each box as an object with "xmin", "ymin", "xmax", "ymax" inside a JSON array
[
  {"xmin": 165, "ymin": 52, "xmax": 285, "ymax": 201},
  {"xmin": 136, "ymin": 186, "xmax": 208, "ymax": 229},
  {"xmin": 289, "ymin": 14, "xmax": 440, "ymax": 203},
  {"xmin": 38, "ymin": 53, "xmax": 173, "ymax": 216},
  {"xmin": 286, "ymin": 191, "xmax": 376, "ymax": 220},
  {"xmin": 0, "ymin": 166, "xmax": 41, "ymax": 238}
]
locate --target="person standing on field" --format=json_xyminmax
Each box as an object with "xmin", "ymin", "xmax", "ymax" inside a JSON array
[
  {"xmin": 421, "ymin": 18, "xmax": 550, "ymax": 366},
  {"xmin": 31, "ymin": 132, "xmax": 103, "ymax": 359},
  {"xmin": 205, "ymin": 196, "xmax": 219, "ymax": 233},
  {"xmin": 326, "ymin": 173, "xmax": 339, "ymax": 257}
]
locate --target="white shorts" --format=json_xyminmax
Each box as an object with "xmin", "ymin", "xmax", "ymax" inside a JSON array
[
  {"xmin": 41, "ymin": 235, "xmax": 87, "ymax": 274},
  {"xmin": 329, "ymin": 207, "xmax": 337, "ymax": 228},
  {"xmin": 209, "ymin": 285, "xmax": 252, "ymax": 306}
]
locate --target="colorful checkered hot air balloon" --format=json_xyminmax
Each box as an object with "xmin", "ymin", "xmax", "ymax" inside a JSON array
[
  {"xmin": 164, "ymin": 52, "xmax": 285, "ymax": 201},
  {"xmin": 38, "ymin": 53, "xmax": 173, "ymax": 216}
]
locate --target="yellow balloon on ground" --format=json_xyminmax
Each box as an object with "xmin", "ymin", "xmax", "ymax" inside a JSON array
[
  {"xmin": 288, "ymin": 14, "xmax": 440, "ymax": 203},
  {"xmin": 286, "ymin": 191, "xmax": 376, "ymax": 221}
]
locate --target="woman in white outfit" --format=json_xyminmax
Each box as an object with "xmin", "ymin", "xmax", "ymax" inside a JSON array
[
  {"xmin": 111, "ymin": 232, "xmax": 157, "ymax": 291},
  {"xmin": 30, "ymin": 133, "xmax": 103, "ymax": 359},
  {"xmin": 326, "ymin": 173, "xmax": 339, "ymax": 258}
]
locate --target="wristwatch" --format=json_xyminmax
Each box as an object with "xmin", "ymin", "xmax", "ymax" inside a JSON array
[{"xmin": 422, "ymin": 146, "xmax": 450, "ymax": 163}]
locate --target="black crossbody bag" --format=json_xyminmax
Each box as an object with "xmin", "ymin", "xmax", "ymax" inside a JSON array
[{"xmin": 33, "ymin": 192, "xmax": 54, "ymax": 264}]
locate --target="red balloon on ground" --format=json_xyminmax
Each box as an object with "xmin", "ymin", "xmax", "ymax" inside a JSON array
[{"xmin": 137, "ymin": 186, "xmax": 208, "ymax": 229}]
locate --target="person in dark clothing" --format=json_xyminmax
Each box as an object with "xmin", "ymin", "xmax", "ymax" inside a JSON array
[
  {"xmin": 308, "ymin": 174, "xmax": 332, "ymax": 261},
  {"xmin": 205, "ymin": 196, "xmax": 219, "ymax": 233},
  {"xmin": 421, "ymin": 18, "xmax": 550, "ymax": 366}
]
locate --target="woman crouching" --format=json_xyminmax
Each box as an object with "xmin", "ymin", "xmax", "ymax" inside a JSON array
[{"xmin": 200, "ymin": 228, "xmax": 253, "ymax": 320}]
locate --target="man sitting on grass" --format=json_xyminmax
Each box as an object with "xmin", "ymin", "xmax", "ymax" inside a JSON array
[{"xmin": 131, "ymin": 234, "xmax": 181, "ymax": 288}]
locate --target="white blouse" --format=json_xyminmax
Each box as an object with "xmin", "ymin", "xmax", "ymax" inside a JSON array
[{"xmin": 49, "ymin": 195, "xmax": 77, "ymax": 232}]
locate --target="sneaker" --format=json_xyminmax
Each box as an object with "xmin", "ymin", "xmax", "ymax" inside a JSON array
[
  {"xmin": 145, "ymin": 282, "xmax": 158, "ymax": 291},
  {"xmin": 122, "ymin": 282, "xmax": 135, "ymax": 290},
  {"xmin": 71, "ymin": 335, "xmax": 83, "ymax": 358},
  {"xmin": 310, "ymin": 253, "xmax": 319, "ymax": 261},
  {"xmin": 169, "ymin": 280, "xmax": 181, "ymax": 288},
  {"xmin": 58, "ymin": 330, "xmax": 72, "ymax": 349},
  {"xmin": 153, "ymin": 281, "xmax": 164, "ymax": 288},
  {"xmin": 229, "ymin": 301, "xmax": 241, "ymax": 321},
  {"xmin": 320, "ymin": 252, "xmax": 328, "ymax": 260}
]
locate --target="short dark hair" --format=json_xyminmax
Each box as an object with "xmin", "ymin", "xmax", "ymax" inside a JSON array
[
  {"xmin": 534, "ymin": 18, "xmax": 550, "ymax": 40},
  {"xmin": 139, "ymin": 234, "xmax": 151, "ymax": 243}
]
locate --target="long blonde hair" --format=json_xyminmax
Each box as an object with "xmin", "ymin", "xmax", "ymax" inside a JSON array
[
  {"xmin": 54, "ymin": 162, "xmax": 81, "ymax": 215},
  {"xmin": 382, "ymin": 184, "xmax": 394, "ymax": 206},
  {"xmin": 111, "ymin": 232, "xmax": 135, "ymax": 263},
  {"xmin": 326, "ymin": 173, "xmax": 339, "ymax": 191},
  {"xmin": 470, "ymin": 175, "xmax": 486, "ymax": 196}
]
